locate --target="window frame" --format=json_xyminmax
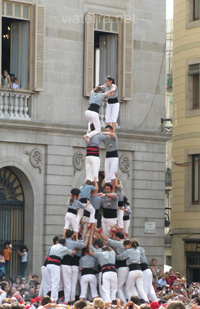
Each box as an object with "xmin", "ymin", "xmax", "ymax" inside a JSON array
[
  {"xmin": 84, "ymin": 12, "xmax": 133, "ymax": 101},
  {"xmin": 192, "ymin": 154, "xmax": 200, "ymax": 205},
  {"xmin": 193, "ymin": 74, "xmax": 200, "ymax": 109},
  {"xmin": 193, "ymin": 0, "xmax": 200, "ymax": 21}
]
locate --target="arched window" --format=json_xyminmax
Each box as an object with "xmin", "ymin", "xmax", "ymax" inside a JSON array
[{"xmin": 0, "ymin": 167, "xmax": 24, "ymax": 278}]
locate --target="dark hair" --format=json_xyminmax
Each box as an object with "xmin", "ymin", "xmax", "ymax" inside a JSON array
[
  {"xmin": 41, "ymin": 296, "xmax": 51, "ymax": 306},
  {"xmin": 1, "ymin": 282, "xmax": 9, "ymax": 291},
  {"xmin": 10, "ymin": 74, "xmax": 15, "ymax": 77},
  {"xmin": 115, "ymin": 231, "xmax": 124, "ymax": 239},
  {"xmin": 131, "ymin": 239, "xmax": 137, "ymax": 248},
  {"xmin": 59, "ymin": 238, "xmax": 66, "ymax": 245},
  {"xmin": 85, "ymin": 180, "xmax": 93, "ymax": 185},
  {"xmin": 105, "ymin": 125, "xmax": 113, "ymax": 130},
  {"xmin": 66, "ymin": 230, "xmax": 74, "ymax": 238},
  {"xmin": 159, "ymin": 299, "xmax": 167, "ymax": 305},
  {"xmin": 93, "ymin": 86, "xmax": 104, "ymax": 93},
  {"xmin": 78, "ymin": 232, "xmax": 82, "ymax": 240},
  {"xmin": 21, "ymin": 245, "xmax": 28, "ymax": 252},
  {"xmin": 74, "ymin": 300, "xmax": 87, "ymax": 309},
  {"xmin": 105, "ymin": 76, "xmax": 115, "ymax": 84},
  {"xmin": 131, "ymin": 238, "xmax": 139, "ymax": 247},
  {"xmin": 4, "ymin": 242, "xmax": 10, "ymax": 248},
  {"xmin": 123, "ymin": 239, "xmax": 132, "ymax": 246},
  {"xmin": 3, "ymin": 69, "xmax": 8, "ymax": 74},
  {"xmin": 90, "ymin": 123, "xmax": 95, "ymax": 131},
  {"xmin": 14, "ymin": 78, "xmax": 18, "ymax": 82},
  {"xmin": 94, "ymin": 239, "xmax": 103, "ymax": 248},
  {"xmin": 104, "ymin": 183, "xmax": 113, "ymax": 190},
  {"xmin": 15, "ymin": 276, "xmax": 22, "ymax": 284},
  {"xmin": 70, "ymin": 188, "xmax": 80, "ymax": 205},
  {"xmin": 102, "ymin": 246, "xmax": 110, "ymax": 252},
  {"xmin": 130, "ymin": 295, "xmax": 140, "ymax": 305},
  {"xmin": 53, "ymin": 236, "xmax": 59, "ymax": 244},
  {"xmin": 32, "ymin": 274, "xmax": 38, "ymax": 278}
]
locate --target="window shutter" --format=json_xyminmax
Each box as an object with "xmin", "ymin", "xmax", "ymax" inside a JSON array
[
  {"xmin": 122, "ymin": 19, "xmax": 133, "ymax": 101},
  {"xmin": 84, "ymin": 13, "xmax": 94, "ymax": 97},
  {"xmin": 34, "ymin": 5, "xmax": 45, "ymax": 91}
]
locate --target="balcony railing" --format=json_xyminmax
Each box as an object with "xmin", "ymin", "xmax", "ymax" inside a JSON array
[{"xmin": 0, "ymin": 89, "xmax": 32, "ymax": 120}]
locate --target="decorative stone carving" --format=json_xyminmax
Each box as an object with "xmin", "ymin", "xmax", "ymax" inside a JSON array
[
  {"xmin": 24, "ymin": 148, "xmax": 42, "ymax": 173},
  {"xmin": 73, "ymin": 151, "xmax": 85, "ymax": 175},
  {"xmin": 119, "ymin": 154, "xmax": 130, "ymax": 178}
]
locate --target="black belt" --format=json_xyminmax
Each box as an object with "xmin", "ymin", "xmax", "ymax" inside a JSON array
[
  {"xmin": 46, "ymin": 255, "xmax": 62, "ymax": 266},
  {"xmin": 106, "ymin": 150, "xmax": 118, "ymax": 158},
  {"xmin": 116, "ymin": 260, "xmax": 127, "ymax": 268},
  {"xmin": 83, "ymin": 209, "xmax": 90, "ymax": 218},
  {"xmin": 103, "ymin": 208, "xmax": 117, "ymax": 219},
  {"xmin": 80, "ymin": 198, "xmax": 88, "ymax": 203},
  {"xmin": 101, "ymin": 264, "xmax": 116, "ymax": 274},
  {"xmin": 88, "ymin": 104, "xmax": 100, "ymax": 113},
  {"xmin": 141, "ymin": 263, "xmax": 149, "ymax": 271},
  {"xmin": 123, "ymin": 215, "xmax": 130, "ymax": 221},
  {"xmin": 86, "ymin": 146, "xmax": 99, "ymax": 157},
  {"xmin": 68, "ymin": 208, "xmax": 77, "ymax": 215},
  {"xmin": 129, "ymin": 263, "xmax": 141, "ymax": 271},
  {"xmin": 81, "ymin": 268, "xmax": 96, "ymax": 276},
  {"xmin": 108, "ymin": 97, "xmax": 118, "ymax": 104},
  {"xmin": 71, "ymin": 255, "xmax": 80, "ymax": 266},
  {"xmin": 62, "ymin": 255, "xmax": 72, "ymax": 265}
]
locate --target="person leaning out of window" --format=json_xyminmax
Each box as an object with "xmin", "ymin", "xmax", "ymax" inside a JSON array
[{"xmin": 1, "ymin": 70, "xmax": 12, "ymax": 89}]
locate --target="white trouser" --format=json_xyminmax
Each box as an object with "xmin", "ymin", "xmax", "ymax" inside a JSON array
[
  {"xmin": 64, "ymin": 212, "xmax": 78, "ymax": 232},
  {"xmin": 102, "ymin": 217, "xmax": 117, "ymax": 236},
  {"xmin": 123, "ymin": 220, "xmax": 130, "ymax": 234},
  {"xmin": 46, "ymin": 264, "xmax": 60, "ymax": 301},
  {"xmin": 101, "ymin": 271, "xmax": 118, "ymax": 302},
  {"xmin": 61, "ymin": 265, "xmax": 72, "ymax": 303},
  {"xmin": 39, "ymin": 266, "xmax": 50, "ymax": 297},
  {"xmin": 86, "ymin": 156, "xmax": 100, "ymax": 181},
  {"xmin": 80, "ymin": 274, "xmax": 98, "ymax": 299},
  {"xmin": 143, "ymin": 269, "xmax": 157, "ymax": 301},
  {"xmin": 117, "ymin": 267, "xmax": 129, "ymax": 303},
  {"xmin": 105, "ymin": 103, "xmax": 120, "ymax": 123},
  {"xmin": 126, "ymin": 270, "xmax": 148, "ymax": 301},
  {"xmin": 117, "ymin": 208, "xmax": 124, "ymax": 229},
  {"xmin": 77, "ymin": 204, "xmax": 95, "ymax": 225},
  {"xmin": 105, "ymin": 157, "xmax": 119, "ymax": 183},
  {"xmin": 85, "ymin": 110, "xmax": 101, "ymax": 138},
  {"xmin": 71, "ymin": 265, "xmax": 79, "ymax": 301}
]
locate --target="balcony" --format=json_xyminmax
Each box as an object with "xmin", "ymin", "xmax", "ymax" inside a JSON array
[{"xmin": 0, "ymin": 88, "xmax": 32, "ymax": 120}]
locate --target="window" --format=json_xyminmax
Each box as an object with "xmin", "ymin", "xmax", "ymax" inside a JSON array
[
  {"xmin": 193, "ymin": 0, "xmax": 200, "ymax": 20},
  {"xmin": 188, "ymin": 64, "xmax": 200, "ymax": 109},
  {"xmin": 192, "ymin": 154, "xmax": 200, "ymax": 204},
  {"xmin": 0, "ymin": 1, "xmax": 45, "ymax": 91},
  {"xmin": 84, "ymin": 13, "xmax": 133, "ymax": 101}
]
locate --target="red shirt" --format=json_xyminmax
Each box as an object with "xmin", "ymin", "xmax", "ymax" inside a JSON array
[{"xmin": 166, "ymin": 275, "xmax": 177, "ymax": 286}]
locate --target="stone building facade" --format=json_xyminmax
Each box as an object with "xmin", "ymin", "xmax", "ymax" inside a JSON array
[
  {"xmin": 172, "ymin": 0, "xmax": 200, "ymax": 282},
  {"xmin": 0, "ymin": 0, "xmax": 167, "ymax": 277}
]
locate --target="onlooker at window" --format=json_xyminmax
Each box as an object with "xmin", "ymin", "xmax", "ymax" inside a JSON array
[
  {"xmin": 18, "ymin": 246, "xmax": 28, "ymax": 277},
  {"xmin": 12, "ymin": 78, "xmax": 19, "ymax": 89},
  {"xmin": 1, "ymin": 70, "xmax": 12, "ymax": 89},
  {"xmin": 10, "ymin": 74, "xmax": 15, "ymax": 86}
]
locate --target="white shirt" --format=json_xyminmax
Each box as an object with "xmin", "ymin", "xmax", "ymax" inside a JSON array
[{"xmin": 21, "ymin": 251, "xmax": 28, "ymax": 262}]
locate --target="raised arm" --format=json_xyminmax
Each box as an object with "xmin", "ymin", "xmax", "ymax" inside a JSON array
[{"xmin": 101, "ymin": 132, "xmax": 116, "ymax": 139}]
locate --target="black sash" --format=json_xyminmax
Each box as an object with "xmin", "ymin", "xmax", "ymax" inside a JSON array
[
  {"xmin": 108, "ymin": 97, "xmax": 118, "ymax": 104},
  {"xmin": 88, "ymin": 104, "xmax": 100, "ymax": 113},
  {"xmin": 68, "ymin": 208, "xmax": 77, "ymax": 215},
  {"xmin": 81, "ymin": 268, "xmax": 96, "ymax": 276},
  {"xmin": 103, "ymin": 208, "xmax": 117, "ymax": 219},
  {"xmin": 129, "ymin": 263, "xmax": 141, "ymax": 271},
  {"xmin": 106, "ymin": 150, "xmax": 118, "ymax": 158}
]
